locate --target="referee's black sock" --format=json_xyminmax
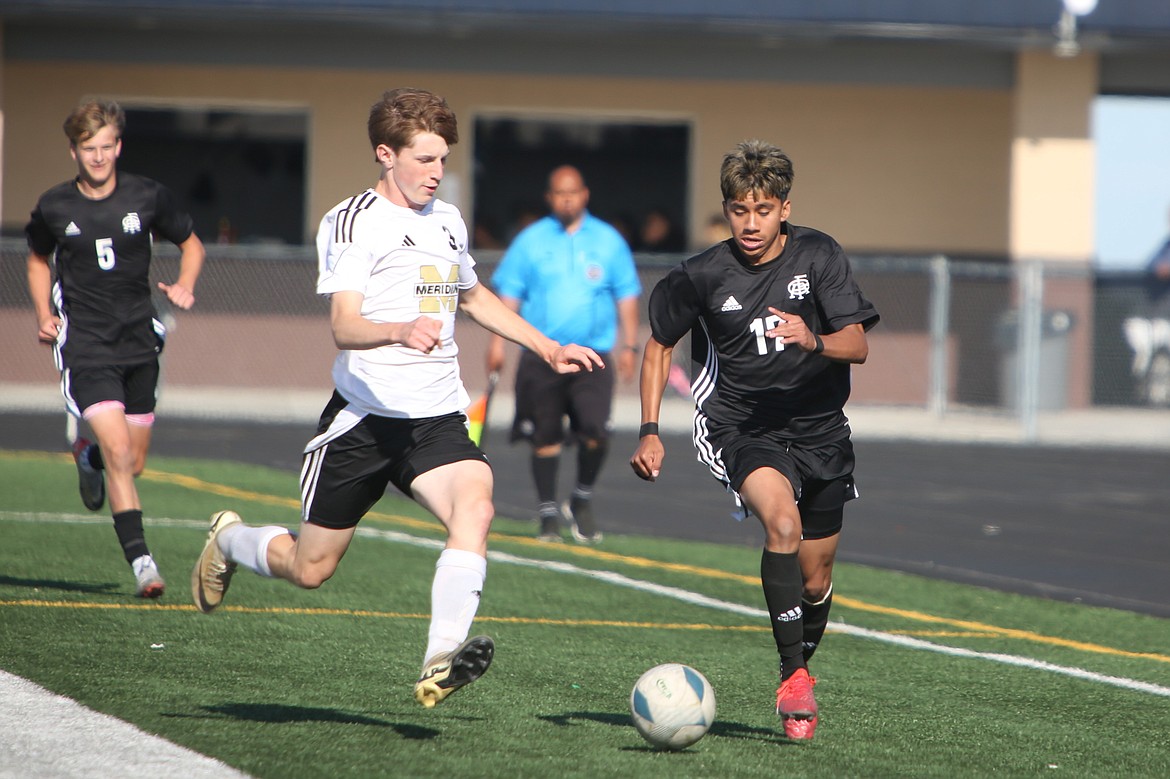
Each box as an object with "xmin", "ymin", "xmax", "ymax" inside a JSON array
[
  {"xmin": 761, "ymin": 549, "xmax": 806, "ymax": 681},
  {"xmin": 112, "ymin": 509, "xmax": 149, "ymax": 564},
  {"xmin": 531, "ymin": 452, "xmax": 560, "ymax": 506},
  {"xmin": 575, "ymin": 439, "xmax": 608, "ymax": 491}
]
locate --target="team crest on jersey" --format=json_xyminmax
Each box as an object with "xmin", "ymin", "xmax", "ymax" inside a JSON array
[
  {"xmin": 122, "ymin": 212, "xmax": 143, "ymax": 235},
  {"xmin": 585, "ymin": 263, "xmax": 603, "ymax": 281},
  {"xmin": 787, "ymin": 274, "xmax": 811, "ymax": 300},
  {"xmin": 416, "ymin": 265, "xmax": 459, "ymax": 313}
]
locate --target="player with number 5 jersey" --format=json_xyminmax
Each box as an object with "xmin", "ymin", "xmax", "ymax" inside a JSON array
[{"xmin": 25, "ymin": 99, "xmax": 206, "ymax": 599}]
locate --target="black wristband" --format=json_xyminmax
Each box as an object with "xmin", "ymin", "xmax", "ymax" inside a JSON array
[
  {"xmin": 812, "ymin": 333, "xmax": 825, "ymax": 354},
  {"xmin": 638, "ymin": 422, "xmax": 660, "ymax": 438}
]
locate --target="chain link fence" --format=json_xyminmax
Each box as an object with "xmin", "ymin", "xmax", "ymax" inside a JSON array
[{"xmin": 1, "ymin": 238, "xmax": 1160, "ymax": 430}]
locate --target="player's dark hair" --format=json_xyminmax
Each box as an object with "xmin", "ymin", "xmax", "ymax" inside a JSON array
[
  {"xmin": 720, "ymin": 140, "xmax": 794, "ymax": 203},
  {"xmin": 63, "ymin": 99, "xmax": 126, "ymax": 147},
  {"xmin": 368, "ymin": 88, "xmax": 459, "ymax": 158}
]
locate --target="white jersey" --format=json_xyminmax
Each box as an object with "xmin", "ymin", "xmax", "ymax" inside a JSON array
[{"xmin": 316, "ymin": 189, "xmax": 479, "ymax": 418}]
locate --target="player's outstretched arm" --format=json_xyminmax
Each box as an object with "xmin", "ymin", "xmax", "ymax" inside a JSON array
[
  {"xmin": 485, "ymin": 294, "xmax": 520, "ymax": 376},
  {"xmin": 157, "ymin": 233, "xmax": 206, "ymax": 310},
  {"xmin": 460, "ymin": 282, "xmax": 604, "ymax": 373},
  {"xmin": 630, "ymin": 337, "xmax": 672, "ymax": 482}
]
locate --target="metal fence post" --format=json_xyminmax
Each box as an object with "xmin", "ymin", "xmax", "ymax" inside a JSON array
[
  {"xmin": 928, "ymin": 255, "xmax": 951, "ymax": 416},
  {"xmin": 1017, "ymin": 261, "xmax": 1045, "ymax": 441}
]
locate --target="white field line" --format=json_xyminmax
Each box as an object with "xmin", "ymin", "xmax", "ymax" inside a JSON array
[
  {"xmin": 0, "ymin": 669, "xmax": 250, "ymax": 779},
  {"xmin": 353, "ymin": 526, "xmax": 1170, "ymax": 699},
  {"xmin": 3, "ymin": 512, "xmax": 1170, "ymax": 704}
]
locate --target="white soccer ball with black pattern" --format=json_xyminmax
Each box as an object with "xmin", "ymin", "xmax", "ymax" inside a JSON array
[{"xmin": 629, "ymin": 663, "xmax": 716, "ymax": 750}]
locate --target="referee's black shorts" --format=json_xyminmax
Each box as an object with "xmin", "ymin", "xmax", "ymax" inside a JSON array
[{"xmin": 510, "ymin": 349, "xmax": 614, "ymax": 447}]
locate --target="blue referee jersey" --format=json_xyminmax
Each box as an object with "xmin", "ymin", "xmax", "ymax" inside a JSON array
[{"xmin": 492, "ymin": 212, "xmax": 640, "ymax": 351}]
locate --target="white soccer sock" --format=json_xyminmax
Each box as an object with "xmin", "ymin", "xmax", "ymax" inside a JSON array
[
  {"xmin": 423, "ymin": 548, "xmax": 487, "ymax": 664},
  {"xmin": 218, "ymin": 524, "xmax": 290, "ymax": 578},
  {"xmin": 130, "ymin": 554, "xmax": 157, "ymax": 575}
]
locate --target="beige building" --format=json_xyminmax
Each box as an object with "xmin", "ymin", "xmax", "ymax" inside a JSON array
[
  {"xmin": 3, "ymin": 2, "xmax": 1169, "ymax": 411},
  {"xmin": 7, "ymin": 3, "xmax": 1169, "ymax": 255}
]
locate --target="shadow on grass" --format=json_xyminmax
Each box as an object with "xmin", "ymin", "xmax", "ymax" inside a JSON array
[
  {"xmin": 0, "ymin": 575, "xmax": 120, "ymax": 595},
  {"xmin": 539, "ymin": 711, "xmax": 630, "ymax": 729},
  {"xmin": 168, "ymin": 703, "xmax": 441, "ymax": 740},
  {"xmin": 540, "ymin": 710, "xmax": 790, "ymax": 749},
  {"xmin": 707, "ymin": 719, "xmax": 790, "ymax": 745}
]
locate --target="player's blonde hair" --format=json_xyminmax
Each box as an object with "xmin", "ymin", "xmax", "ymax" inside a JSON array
[
  {"xmin": 63, "ymin": 99, "xmax": 125, "ymax": 147},
  {"xmin": 720, "ymin": 140, "xmax": 794, "ymax": 203},
  {"xmin": 368, "ymin": 88, "xmax": 459, "ymax": 158}
]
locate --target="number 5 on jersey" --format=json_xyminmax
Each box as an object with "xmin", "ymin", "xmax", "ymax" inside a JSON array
[{"xmin": 95, "ymin": 237, "xmax": 116, "ymax": 270}]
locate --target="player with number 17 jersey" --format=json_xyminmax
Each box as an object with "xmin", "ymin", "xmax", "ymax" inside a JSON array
[
  {"xmin": 648, "ymin": 223, "xmax": 879, "ymax": 446},
  {"xmin": 316, "ymin": 188, "xmax": 479, "ymax": 419}
]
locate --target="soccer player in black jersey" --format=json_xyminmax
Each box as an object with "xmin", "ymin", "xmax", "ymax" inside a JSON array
[
  {"xmin": 631, "ymin": 140, "xmax": 879, "ymax": 740},
  {"xmin": 25, "ymin": 99, "xmax": 206, "ymax": 599}
]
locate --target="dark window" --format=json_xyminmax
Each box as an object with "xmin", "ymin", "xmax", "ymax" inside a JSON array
[
  {"xmin": 472, "ymin": 117, "xmax": 690, "ymax": 253},
  {"xmin": 121, "ymin": 107, "xmax": 307, "ymax": 245}
]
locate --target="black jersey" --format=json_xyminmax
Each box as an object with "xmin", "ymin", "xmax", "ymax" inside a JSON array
[
  {"xmin": 25, "ymin": 173, "xmax": 195, "ymax": 369},
  {"xmin": 648, "ymin": 223, "xmax": 879, "ymax": 444}
]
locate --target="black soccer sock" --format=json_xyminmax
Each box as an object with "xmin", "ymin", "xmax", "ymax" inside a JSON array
[
  {"xmin": 531, "ymin": 452, "xmax": 560, "ymax": 505},
  {"xmin": 112, "ymin": 509, "xmax": 149, "ymax": 564},
  {"xmin": 761, "ymin": 549, "xmax": 806, "ymax": 681},
  {"xmin": 801, "ymin": 584, "xmax": 834, "ymax": 663},
  {"xmin": 86, "ymin": 442, "xmax": 105, "ymax": 471},
  {"xmin": 575, "ymin": 439, "xmax": 608, "ymax": 490}
]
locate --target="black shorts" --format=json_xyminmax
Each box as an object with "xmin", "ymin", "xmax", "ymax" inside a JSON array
[
  {"xmin": 510, "ymin": 349, "xmax": 614, "ymax": 446},
  {"xmin": 300, "ymin": 391, "xmax": 490, "ymax": 529},
  {"xmin": 714, "ymin": 431, "xmax": 858, "ymax": 540},
  {"xmin": 63, "ymin": 360, "xmax": 160, "ymax": 418}
]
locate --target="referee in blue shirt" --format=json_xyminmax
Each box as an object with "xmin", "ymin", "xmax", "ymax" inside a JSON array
[{"xmin": 487, "ymin": 165, "xmax": 641, "ymax": 542}]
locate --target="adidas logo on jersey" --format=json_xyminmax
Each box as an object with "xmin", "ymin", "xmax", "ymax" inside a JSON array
[
  {"xmin": 402, "ymin": 235, "xmax": 416, "ymax": 247},
  {"xmin": 721, "ymin": 295, "xmax": 743, "ymax": 312},
  {"xmin": 65, "ymin": 222, "xmax": 81, "ymax": 236}
]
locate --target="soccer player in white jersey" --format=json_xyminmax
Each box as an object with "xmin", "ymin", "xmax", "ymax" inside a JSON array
[
  {"xmin": 192, "ymin": 88, "xmax": 603, "ymax": 708},
  {"xmin": 630, "ymin": 140, "xmax": 879, "ymax": 740}
]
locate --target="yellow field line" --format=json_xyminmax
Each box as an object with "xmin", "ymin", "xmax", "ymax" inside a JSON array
[
  {"xmin": 4, "ymin": 451, "xmax": 1168, "ymax": 665},
  {"xmin": 0, "ymin": 598, "xmax": 968, "ymax": 641},
  {"xmin": 0, "ymin": 598, "xmax": 767, "ymax": 633}
]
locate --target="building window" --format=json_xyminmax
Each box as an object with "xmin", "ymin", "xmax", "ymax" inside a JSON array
[
  {"xmin": 121, "ymin": 107, "xmax": 308, "ymax": 245},
  {"xmin": 472, "ymin": 117, "xmax": 690, "ymax": 253}
]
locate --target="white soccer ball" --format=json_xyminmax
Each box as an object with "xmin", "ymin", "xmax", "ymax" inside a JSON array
[{"xmin": 629, "ymin": 663, "xmax": 716, "ymax": 750}]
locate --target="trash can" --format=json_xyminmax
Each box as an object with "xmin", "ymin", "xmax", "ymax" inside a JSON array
[{"xmin": 997, "ymin": 309, "xmax": 1074, "ymax": 411}]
